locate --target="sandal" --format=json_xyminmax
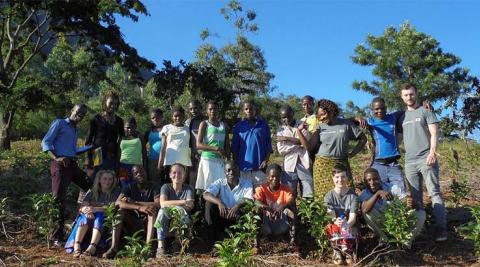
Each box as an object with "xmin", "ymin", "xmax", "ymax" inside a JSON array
[
  {"xmin": 73, "ymin": 242, "xmax": 82, "ymax": 258},
  {"xmin": 82, "ymin": 243, "xmax": 97, "ymax": 257}
]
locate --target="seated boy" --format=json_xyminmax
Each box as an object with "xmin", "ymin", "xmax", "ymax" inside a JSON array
[
  {"xmin": 359, "ymin": 168, "xmax": 425, "ymax": 247},
  {"xmin": 324, "ymin": 164, "xmax": 358, "ymax": 265},
  {"xmin": 103, "ymin": 165, "xmax": 160, "ymax": 259},
  {"xmin": 255, "ymin": 163, "xmax": 296, "ymax": 249},
  {"xmin": 155, "ymin": 163, "xmax": 194, "ymax": 257},
  {"xmin": 203, "ymin": 160, "xmax": 254, "ymax": 245}
]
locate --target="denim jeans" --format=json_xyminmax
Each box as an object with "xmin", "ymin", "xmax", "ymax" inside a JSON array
[
  {"xmin": 371, "ymin": 161, "xmax": 406, "ymax": 197},
  {"xmin": 404, "ymin": 159, "xmax": 447, "ymax": 231}
]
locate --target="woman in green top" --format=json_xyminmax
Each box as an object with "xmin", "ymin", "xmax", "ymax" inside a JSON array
[
  {"xmin": 118, "ymin": 117, "xmax": 147, "ymax": 187},
  {"xmin": 298, "ymin": 99, "xmax": 366, "ymax": 199}
]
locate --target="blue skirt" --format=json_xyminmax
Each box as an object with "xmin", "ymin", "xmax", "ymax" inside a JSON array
[{"xmin": 64, "ymin": 212, "xmax": 108, "ymax": 253}]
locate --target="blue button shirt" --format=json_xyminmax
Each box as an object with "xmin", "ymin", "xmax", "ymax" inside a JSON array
[
  {"xmin": 367, "ymin": 112, "xmax": 401, "ymax": 160},
  {"xmin": 231, "ymin": 118, "xmax": 272, "ymax": 171},
  {"xmin": 41, "ymin": 118, "xmax": 79, "ymax": 157}
]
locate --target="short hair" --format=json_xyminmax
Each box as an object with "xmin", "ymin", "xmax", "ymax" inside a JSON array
[
  {"xmin": 280, "ymin": 105, "xmax": 294, "ymax": 114},
  {"xmin": 317, "ymin": 99, "xmax": 339, "ymax": 118},
  {"xmin": 172, "ymin": 106, "xmax": 185, "ymax": 114},
  {"xmin": 101, "ymin": 90, "xmax": 120, "ymax": 112},
  {"xmin": 331, "ymin": 163, "xmax": 347, "ymax": 176},
  {"xmin": 400, "ymin": 83, "xmax": 417, "ymax": 92},
  {"xmin": 242, "ymin": 99, "xmax": 256, "ymax": 108},
  {"xmin": 363, "ymin": 168, "xmax": 380, "ymax": 179},
  {"xmin": 224, "ymin": 160, "xmax": 238, "ymax": 169},
  {"xmin": 126, "ymin": 117, "xmax": 137, "ymax": 126},
  {"xmin": 73, "ymin": 103, "xmax": 88, "ymax": 111},
  {"xmin": 207, "ymin": 100, "xmax": 218, "ymax": 107},
  {"xmin": 371, "ymin": 97, "xmax": 385, "ymax": 106},
  {"xmin": 266, "ymin": 163, "xmax": 282, "ymax": 174},
  {"xmin": 302, "ymin": 95, "xmax": 314, "ymax": 103},
  {"xmin": 171, "ymin": 163, "xmax": 186, "ymax": 173},
  {"xmin": 189, "ymin": 100, "xmax": 202, "ymax": 107},
  {"xmin": 151, "ymin": 108, "xmax": 163, "ymax": 115}
]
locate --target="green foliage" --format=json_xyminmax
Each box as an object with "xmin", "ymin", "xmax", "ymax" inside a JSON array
[
  {"xmin": 449, "ymin": 177, "xmax": 471, "ymax": 207},
  {"xmin": 116, "ymin": 230, "xmax": 151, "ymax": 266},
  {"xmin": 458, "ymin": 206, "xmax": 480, "ymax": 256},
  {"xmin": 382, "ymin": 197, "xmax": 417, "ymax": 247},
  {"xmin": 0, "ymin": 197, "xmax": 8, "ymax": 217},
  {"xmin": 30, "ymin": 193, "xmax": 59, "ymax": 246},
  {"xmin": 104, "ymin": 203, "xmax": 121, "ymax": 232},
  {"xmin": 215, "ymin": 200, "xmax": 260, "ymax": 267},
  {"xmin": 297, "ymin": 198, "xmax": 332, "ymax": 253}
]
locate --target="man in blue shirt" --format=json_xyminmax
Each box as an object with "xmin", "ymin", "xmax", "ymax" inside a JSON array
[
  {"xmin": 231, "ymin": 100, "xmax": 273, "ymax": 186},
  {"xmin": 41, "ymin": 104, "xmax": 92, "ymax": 244}
]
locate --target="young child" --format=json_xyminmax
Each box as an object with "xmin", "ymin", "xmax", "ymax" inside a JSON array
[
  {"xmin": 145, "ymin": 108, "xmax": 164, "ymax": 186},
  {"xmin": 118, "ymin": 118, "xmax": 147, "ymax": 187},
  {"xmin": 158, "ymin": 107, "xmax": 192, "ymax": 179},
  {"xmin": 324, "ymin": 164, "xmax": 358, "ymax": 265},
  {"xmin": 65, "ymin": 170, "xmax": 121, "ymax": 257},
  {"xmin": 155, "ymin": 163, "xmax": 194, "ymax": 257}
]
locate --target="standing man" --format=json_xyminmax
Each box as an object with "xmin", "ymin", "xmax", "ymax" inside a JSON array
[
  {"xmin": 399, "ymin": 83, "xmax": 447, "ymax": 242},
  {"xmin": 231, "ymin": 100, "xmax": 273, "ymax": 187},
  {"xmin": 185, "ymin": 100, "xmax": 206, "ymax": 187},
  {"xmin": 41, "ymin": 104, "xmax": 92, "ymax": 245}
]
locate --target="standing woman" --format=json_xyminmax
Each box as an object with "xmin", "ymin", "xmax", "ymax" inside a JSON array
[
  {"xmin": 195, "ymin": 101, "xmax": 229, "ymax": 192},
  {"xmin": 118, "ymin": 118, "xmax": 147, "ymax": 186},
  {"xmin": 85, "ymin": 90, "xmax": 124, "ymax": 171},
  {"xmin": 144, "ymin": 108, "xmax": 165, "ymax": 186},
  {"xmin": 298, "ymin": 99, "xmax": 367, "ymax": 198}
]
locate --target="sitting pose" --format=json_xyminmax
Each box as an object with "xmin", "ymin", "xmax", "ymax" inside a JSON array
[
  {"xmin": 65, "ymin": 170, "xmax": 121, "ymax": 257},
  {"xmin": 359, "ymin": 168, "xmax": 425, "ymax": 247},
  {"xmin": 324, "ymin": 165, "xmax": 358, "ymax": 265},
  {"xmin": 203, "ymin": 160, "xmax": 253, "ymax": 245},
  {"xmin": 155, "ymin": 163, "xmax": 194, "ymax": 257},
  {"xmin": 102, "ymin": 165, "xmax": 159, "ymax": 259},
  {"xmin": 255, "ymin": 164, "xmax": 297, "ymax": 250}
]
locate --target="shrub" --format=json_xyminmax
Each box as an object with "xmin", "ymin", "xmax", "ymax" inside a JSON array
[
  {"xmin": 30, "ymin": 193, "xmax": 59, "ymax": 248},
  {"xmin": 449, "ymin": 177, "xmax": 471, "ymax": 207},
  {"xmin": 297, "ymin": 198, "xmax": 332, "ymax": 253},
  {"xmin": 116, "ymin": 230, "xmax": 151, "ymax": 267},
  {"xmin": 458, "ymin": 206, "xmax": 480, "ymax": 256},
  {"xmin": 382, "ymin": 197, "xmax": 417, "ymax": 247}
]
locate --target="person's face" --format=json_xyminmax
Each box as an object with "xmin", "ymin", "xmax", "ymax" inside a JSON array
[
  {"xmin": 267, "ymin": 169, "xmax": 281, "ymax": 189},
  {"xmin": 280, "ymin": 110, "xmax": 294, "ymax": 126},
  {"xmin": 132, "ymin": 166, "xmax": 146, "ymax": 184},
  {"xmin": 364, "ymin": 172, "xmax": 381, "ymax": 193},
  {"xmin": 189, "ymin": 102, "xmax": 201, "ymax": 118},
  {"xmin": 401, "ymin": 88, "xmax": 417, "ymax": 107},
  {"xmin": 302, "ymin": 99, "xmax": 313, "ymax": 115},
  {"xmin": 70, "ymin": 106, "xmax": 87, "ymax": 124},
  {"xmin": 371, "ymin": 101, "xmax": 387, "ymax": 120},
  {"xmin": 333, "ymin": 171, "xmax": 348, "ymax": 189},
  {"xmin": 100, "ymin": 173, "xmax": 114, "ymax": 191},
  {"xmin": 207, "ymin": 104, "xmax": 219, "ymax": 121},
  {"xmin": 224, "ymin": 162, "xmax": 239, "ymax": 184},
  {"xmin": 317, "ymin": 107, "xmax": 330, "ymax": 123},
  {"xmin": 124, "ymin": 122, "xmax": 136, "ymax": 136},
  {"xmin": 105, "ymin": 97, "xmax": 118, "ymax": 113},
  {"xmin": 172, "ymin": 111, "xmax": 184, "ymax": 126},
  {"xmin": 243, "ymin": 103, "xmax": 256, "ymax": 119},
  {"xmin": 170, "ymin": 165, "xmax": 185, "ymax": 184},
  {"xmin": 150, "ymin": 112, "xmax": 163, "ymax": 127}
]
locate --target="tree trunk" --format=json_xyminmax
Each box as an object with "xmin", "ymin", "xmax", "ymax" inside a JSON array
[{"xmin": 0, "ymin": 110, "xmax": 15, "ymax": 151}]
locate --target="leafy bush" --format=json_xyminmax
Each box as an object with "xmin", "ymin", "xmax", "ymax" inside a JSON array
[
  {"xmin": 215, "ymin": 200, "xmax": 260, "ymax": 267},
  {"xmin": 116, "ymin": 230, "xmax": 151, "ymax": 267},
  {"xmin": 104, "ymin": 203, "xmax": 121, "ymax": 231},
  {"xmin": 382, "ymin": 197, "xmax": 417, "ymax": 247},
  {"xmin": 449, "ymin": 177, "xmax": 471, "ymax": 207},
  {"xmin": 30, "ymin": 193, "xmax": 59, "ymax": 248},
  {"xmin": 458, "ymin": 206, "xmax": 480, "ymax": 256},
  {"xmin": 297, "ymin": 198, "xmax": 332, "ymax": 253}
]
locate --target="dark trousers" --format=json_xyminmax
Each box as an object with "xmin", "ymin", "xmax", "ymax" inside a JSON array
[
  {"xmin": 209, "ymin": 204, "xmax": 238, "ymax": 244},
  {"xmin": 50, "ymin": 159, "xmax": 92, "ymax": 240}
]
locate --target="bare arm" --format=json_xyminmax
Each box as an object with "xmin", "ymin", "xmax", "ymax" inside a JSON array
[
  {"xmin": 349, "ymin": 132, "xmax": 367, "ymax": 157},
  {"xmin": 361, "ymin": 192, "xmax": 381, "ymax": 214},
  {"xmin": 426, "ymin": 123, "xmax": 438, "ymax": 166},
  {"xmin": 347, "ymin": 212, "xmax": 357, "ymax": 227},
  {"xmin": 157, "ymin": 134, "xmax": 167, "ymax": 170},
  {"xmin": 160, "ymin": 194, "xmax": 194, "ymax": 211}
]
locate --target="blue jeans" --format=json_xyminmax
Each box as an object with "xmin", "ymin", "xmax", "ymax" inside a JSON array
[
  {"xmin": 283, "ymin": 163, "xmax": 314, "ymax": 198},
  {"xmin": 404, "ymin": 159, "xmax": 446, "ymax": 231},
  {"xmin": 155, "ymin": 207, "xmax": 190, "ymax": 241},
  {"xmin": 371, "ymin": 161, "xmax": 406, "ymax": 197}
]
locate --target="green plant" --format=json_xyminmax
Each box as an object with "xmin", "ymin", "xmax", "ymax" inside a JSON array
[
  {"xmin": 449, "ymin": 177, "xmax": 471, "ymax": 207},
  {"xmin": 116, "ymin": 230, "xmax": 151, "ymax": 267},
  {"xmin": 104, "ymin": 203, "xmax": 121, "ymax": 231},
  {"xmin": 297, "ymin": 197, "xmax": 332, "ymax": 253},
  {"xmin": 215, "ymin": 200, "xmax": 260, "ymax": 267},
  {"xmin": 458, "ymin": 206, "xmax": 480, "ymax": 256},
  {"xmin": 383, "ymin": 197, "xmax": 417, "ymax": 247},
  {"xmin": 0, "ymin": 197, "xmax": 8, "ymax": 217},
  {"xmin": 30, "ymin": 193, "xmax": 59, "ymax": 248}
]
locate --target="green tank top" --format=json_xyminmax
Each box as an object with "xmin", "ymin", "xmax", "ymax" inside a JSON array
[
  {"xmin": 120, "ymin": 137, "xmax": 142, "ymax": 165},
  {"xmin": 201, "ymin": 121, "xmax": 226, "ymax": 159}
]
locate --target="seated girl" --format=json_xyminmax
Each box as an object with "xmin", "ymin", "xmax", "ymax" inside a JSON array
[
  {"xmin": 65, "ymin": 170, "xmax": 121, "ymax": 257},
  {"xmin": 324, "ymin": 164, "xmax": 358, "ymax": 265},
  {"xmin": 155, "ymin": 163, "xmax": 194, "ymax": 257}
]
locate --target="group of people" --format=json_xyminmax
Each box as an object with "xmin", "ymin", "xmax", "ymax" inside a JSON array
[{"xmin": 40, "ymin": 83, "xmax": 447, "ymax": 263}]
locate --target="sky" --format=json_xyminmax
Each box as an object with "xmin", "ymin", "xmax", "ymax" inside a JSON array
[{"xmin": 116, "ymin": 0, "xmax": 480, "ymax": 110}]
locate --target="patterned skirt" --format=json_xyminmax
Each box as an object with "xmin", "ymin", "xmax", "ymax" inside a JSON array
[{"xmin": 313, "ymin": 156, "xmax": 353, "ymax": 199}]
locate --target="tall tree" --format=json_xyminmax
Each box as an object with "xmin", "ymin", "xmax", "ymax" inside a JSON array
[
  {"xmin": 0, "ymin": 0, "xmax": 154, "ymax": 149},
  {"xmin": 351, "ymin": 22, "xmax": 473, "ymax": 113}
]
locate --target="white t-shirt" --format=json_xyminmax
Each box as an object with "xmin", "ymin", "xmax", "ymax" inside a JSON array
[{"xmin": 160, "ymin": 124, "xmax": 192, "ymax": 166}]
